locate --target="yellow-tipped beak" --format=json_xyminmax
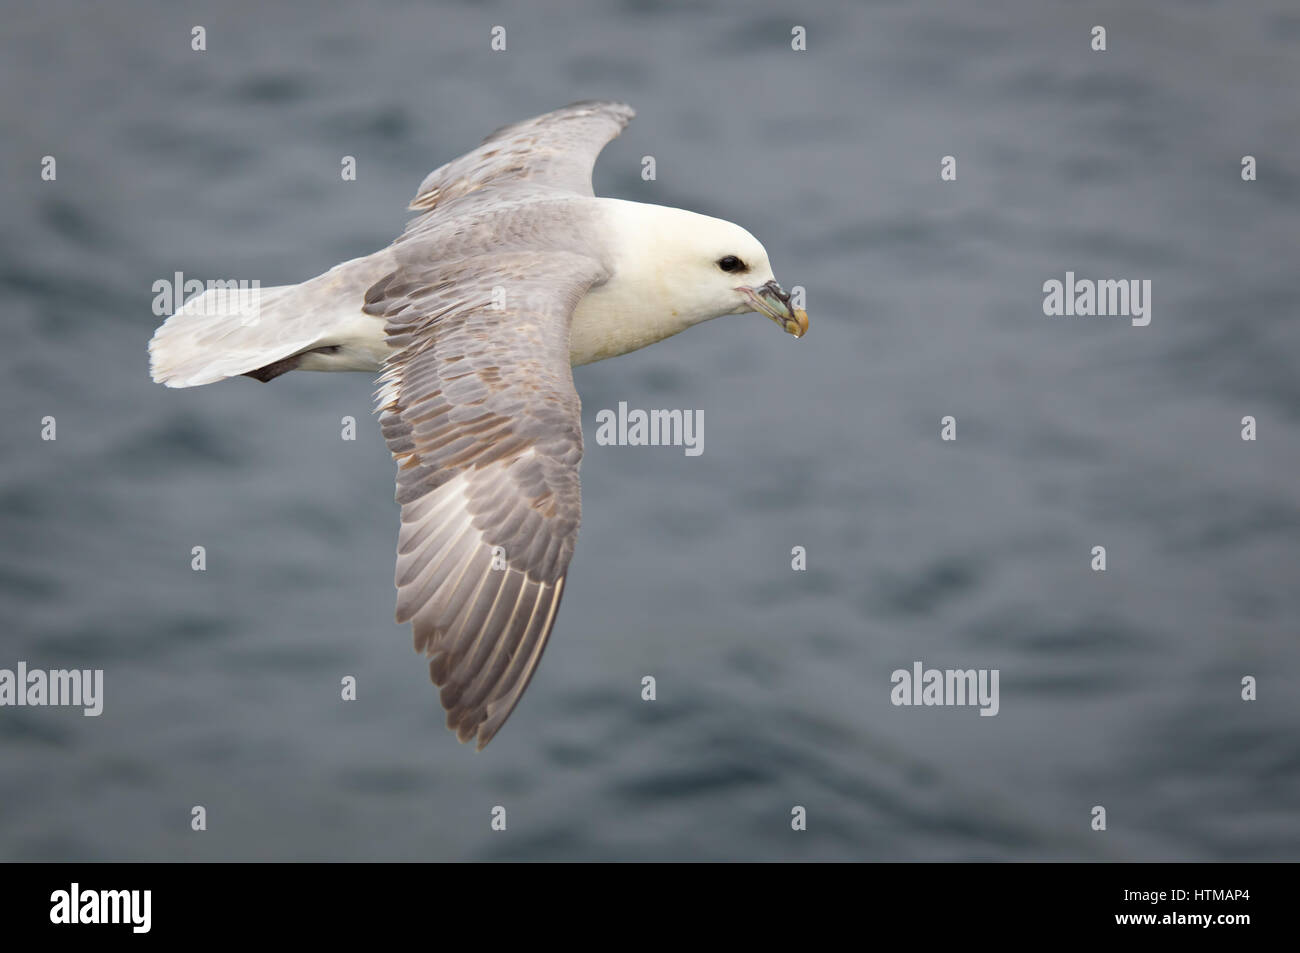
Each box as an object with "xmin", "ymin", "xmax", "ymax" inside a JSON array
[
  {"xmin": 790, "ymin": 308, "xmax": 810, "ymax": 338},
  {"xmin": 743, "ymin": 280, "xmax": 809, "ymax": 338}
]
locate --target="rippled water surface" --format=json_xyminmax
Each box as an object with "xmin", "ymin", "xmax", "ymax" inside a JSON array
[{"xmin": 1, "ymin": 0, "xmax": 1297, "ymax": 861}]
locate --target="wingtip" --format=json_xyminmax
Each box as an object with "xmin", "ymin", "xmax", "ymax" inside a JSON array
[
  {"xmin": 474, "ymin": 715, "xmax": 504, "ymax": 751},
  {"xmin": 563, "ymin": 99, "xmax": 635, "ymax": 121}
]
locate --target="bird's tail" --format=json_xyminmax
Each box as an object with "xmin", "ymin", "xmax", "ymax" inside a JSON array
[
  {"xmin": 148, "ymin": 253, "xmax": 396, "ymax": 388},
  {"xmin": 148, "ymin": 283, "xmax": 305, "ymax": 388}
]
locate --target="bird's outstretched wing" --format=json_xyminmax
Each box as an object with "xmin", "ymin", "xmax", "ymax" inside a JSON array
[
  {"xmin": 405, "ymin": 100, "xmax": 635, "ymax": 215},
  {"xmin": 367, "ymin": 101, "xmax": 633, "ymax": 747},
  {"xmin": 366, "ymin": 231, "xmax": 607, "ymax": 748}
]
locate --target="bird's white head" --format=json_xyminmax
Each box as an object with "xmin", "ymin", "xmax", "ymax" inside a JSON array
[
  {"xmin": 629, "ymin": 203, "xmax": 808, "ymax": 338},
  {"xmin": 579, "ymin": 201, "xmax": 808, "ymax": 365}
]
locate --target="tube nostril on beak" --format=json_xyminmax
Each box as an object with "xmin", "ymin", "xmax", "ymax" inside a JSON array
[{"xmin": 760, "ymin": 280, "xmax": 791, "ymax": 307}]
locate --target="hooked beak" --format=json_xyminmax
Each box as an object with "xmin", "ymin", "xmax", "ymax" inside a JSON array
[{"xmin": 740, "ymin": 280, "xmax": 809, "ymax": 338}]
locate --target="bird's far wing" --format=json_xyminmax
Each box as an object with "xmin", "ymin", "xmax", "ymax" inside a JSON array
[
  {"xmin": 365, "ymin": 245, "xmax": 606, "ymax": 749},
  {"xmin": 406, "ymin": 100, "xmax": 635, "ymax": 215}
]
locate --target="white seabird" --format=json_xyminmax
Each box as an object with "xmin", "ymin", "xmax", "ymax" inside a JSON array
[{"xmin": 149, "ymin": 101, "xmax": 809, "ymax": 748}]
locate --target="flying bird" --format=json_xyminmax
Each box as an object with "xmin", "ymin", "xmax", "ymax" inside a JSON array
[{"xmin": 149, "ymin": 101, "xmax": 808, "ymax": 748}]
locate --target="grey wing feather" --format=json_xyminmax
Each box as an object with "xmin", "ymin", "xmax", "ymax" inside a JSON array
[
  {"xmin": 368, "ymin": 209, "xmax": 608, "ymax": 747},
  {"xmin": 406, "ymin": 100, "xmax": 634, "ymax": 215}
]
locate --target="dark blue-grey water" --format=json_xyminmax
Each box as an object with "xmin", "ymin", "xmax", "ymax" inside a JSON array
[{"xmin": 1, "ymin": 0, "xmax": 1297, "ymax": 861}]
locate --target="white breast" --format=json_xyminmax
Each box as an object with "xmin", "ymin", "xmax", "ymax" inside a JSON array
[{"xmin": 567, "ymin": 199, "xmax": 708, "ymax": 366}]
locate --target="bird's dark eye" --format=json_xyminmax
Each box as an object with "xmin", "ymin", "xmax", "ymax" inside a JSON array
[{"xmin": 717, "ymin": 255, "xmax": 745, "ymax": 273}]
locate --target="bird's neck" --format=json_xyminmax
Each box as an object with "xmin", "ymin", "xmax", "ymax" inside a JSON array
[{"xmin": 569, "ymin": 201, "xmax": 703, "ymax": 367}]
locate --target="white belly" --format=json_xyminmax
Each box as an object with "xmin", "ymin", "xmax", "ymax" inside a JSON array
[{"xmin": 304, "ymin": 285, "xmax": 689, "ymax": 373}]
